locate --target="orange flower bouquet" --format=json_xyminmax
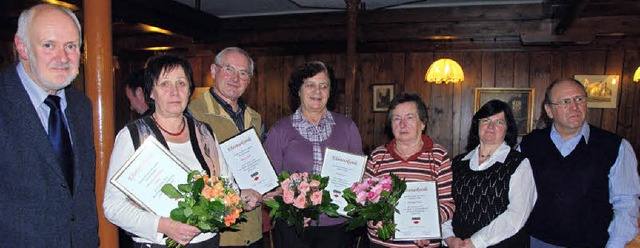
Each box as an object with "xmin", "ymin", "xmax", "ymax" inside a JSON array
[{"xmin": 162, "ymin": 171, "xmax": 246, "ymax": 248}]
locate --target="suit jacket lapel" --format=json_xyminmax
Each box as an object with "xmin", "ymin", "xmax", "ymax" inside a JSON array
[{"xmin": 2, "ymin": 65, "xmax": 68, "ymax": 182}]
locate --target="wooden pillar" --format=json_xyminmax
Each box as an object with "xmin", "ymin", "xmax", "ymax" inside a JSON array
[
  {"xmin": 83, "ymin": 0, "xmax": 118, "ymax": 247},
  {"xmin": 345, "ymin": 0, "xmax": 360, "ymax": 119}
]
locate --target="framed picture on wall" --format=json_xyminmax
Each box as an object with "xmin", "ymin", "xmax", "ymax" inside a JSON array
[
  {"xmin": 474, "ymin": 88, "xmax": 535, "ymax": 135},
  {"xmin": 573, "ymin": 75, "xmax": 619, "ymax": 108},
  {"xmin": 372, "ymin": 84, "xmax": 394, "ymax": 112}
]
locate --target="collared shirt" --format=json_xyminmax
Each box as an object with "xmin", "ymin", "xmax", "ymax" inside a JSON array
[
  {"xmin": 548, "ymin": 123, "xmax": 640, "ymax": 248},
  {"xmin": 210, "ymin": 88, "xmax": 247, "ymax": 131},
  {"xmin": 291, "ymin": 108, "xmax": 335, "ymax": 174},
  {"xmin": 442, "ymin": 142, "xmax": 537, "ymax": 248},
  {"xmin": 518, "ymin": 123, "xmax": 640, "ymax": 248},
  {"xmin": 16, "ymin": 62, "xmax": 70, "ymax": 137}
]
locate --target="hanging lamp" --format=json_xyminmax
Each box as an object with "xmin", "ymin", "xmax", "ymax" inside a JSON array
[{"xmin": 425, "ymin": 58, "xmax": 464, "ymax": 84}]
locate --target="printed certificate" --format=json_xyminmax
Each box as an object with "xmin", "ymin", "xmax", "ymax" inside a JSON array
[
  {"xmin": 110, "ymin": 136, "xmax": 190, "ymax": 217},
  {"xmin": 320, "ymin": 148, "xmax": 367, "ymax": 216},
  {"xmin": 220, "ymin": 128, "xmax": 278, "ymax": 195},
  {"xmin": 394, "ymin": 181, "xmax": 442, "ymax": 240}
]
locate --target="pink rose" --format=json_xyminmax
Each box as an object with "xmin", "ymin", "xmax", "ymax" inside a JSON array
[
  {"xmin": 293, "ymin": 194, "xmax": 307, "ymax": 209},
  {"xmin": 351, "ymin": 181, "xmax": 370, "ymax": 194},
  {"xmin": 367, "ymin": 184, "xmax": 383, "ymax": 203},
  {"xmin": 283, "ymin": 188, "xmax": 295, "ymax": 204},
  {"xmin": 281, "ymin": 178, "xmax": 292, "ymax": 190},
  {"xmin": 356, "ymin": 191, "xmax": 368, "ymax": 205},
  {"xmin": 381, "ymin": 182, "xmax": 392, "ymax": 192},
  {"xmin": 297, "ymin": 181, "xmax": 310, "ymax": 194},
  {"xmin": 290, "ymin": 173, "xmax": 301, "ymax": 182},
  {"xmin": 367, "ymin": 177, "xmax": 379, "ymax": 186},
  {"xmin": 309, "ymin": 179, "xmax": 320, "ymax": 188},
  {"xmin": 367, "ymin": 191, "xmax": 381, "ymax": 203},
  {"xmin": 310, "ymin": 191, "xmax": 323, "ymax": 205},
  {"xmin": 379, "ymin": 176, "xmax": 392, "ymax": 186}
]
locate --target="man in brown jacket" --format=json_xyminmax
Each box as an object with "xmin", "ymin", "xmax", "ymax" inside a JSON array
[{"xmin": 189, "ymin": 47, "xmax": 265, "ymax": 248}]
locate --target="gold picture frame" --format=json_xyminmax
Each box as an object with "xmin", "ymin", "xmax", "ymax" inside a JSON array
[
  {"xmin": 474, "ymin": 88, "xmax": 535, "ymax": 135},
  {"xmin": 573, "ymin": 75, "xmax": 619, "ymax": 108},
  {"xmin": 372, "ymin": 84, "xmax": 394, "ymax": 112}
]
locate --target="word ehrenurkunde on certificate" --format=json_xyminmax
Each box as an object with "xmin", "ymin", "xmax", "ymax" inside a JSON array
[
  {"xmin": 320, "ymin": 148, "xmax": 367, "ymax": 216},
  {"xmin": 110, "ymin": 136, "xmax": 190, "ymax": 217},
  {"xmin": 394, "ymin": 181, "xmax": 442, "ymax": 240},
  {"xmin": 219, "ymin": 128, "xmax": 278, "ymax": 195}
]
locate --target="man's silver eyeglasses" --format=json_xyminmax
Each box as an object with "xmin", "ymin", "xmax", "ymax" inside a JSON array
[
  {"xmin": 479, "ymin": 118, "xmax": 507, "ymax": 128},
  {"xmin": 549, "ymin": 95, "xmax": 587, "ymax": 108},
  {"xmin": 216, "ymin": 64, "xmax": 251, "ymax": 80}
]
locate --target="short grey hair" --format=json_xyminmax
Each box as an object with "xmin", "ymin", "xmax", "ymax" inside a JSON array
[
  {"xmin": 16, "ymin": 4, "xmax": 82, "ymax": 48},
  {"xmin": 214, "ymin": 47, "xmax": 254, "ymax": 76}
]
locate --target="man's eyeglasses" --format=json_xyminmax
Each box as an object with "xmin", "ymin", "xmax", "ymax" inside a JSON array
[
  {"xmin": 549, "ymin": 95, "xmax": 587, "ymax": 108},
  {"xmin": 479, "ymin": 118, "xmax": 507, "ymax": 128},
  {"xmin": 216, "ymin": 64, "xmax": 251, "ymax": 80}
]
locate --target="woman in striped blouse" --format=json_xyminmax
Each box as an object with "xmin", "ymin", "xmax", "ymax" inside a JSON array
[{"xmin": 364, "ymin": 93, "xmax": 455, "ymax": 248}]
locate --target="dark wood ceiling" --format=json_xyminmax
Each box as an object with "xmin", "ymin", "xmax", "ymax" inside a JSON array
[{"xmin": 1, "ymin": 0, "xmax": 639, "ymax": 55}]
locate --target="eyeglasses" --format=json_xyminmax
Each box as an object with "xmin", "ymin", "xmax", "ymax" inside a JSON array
[
  {"xmin": 215, "ymin": 64, "xmax": 251, "ymax": 80},
  {"xmin": 549, "ymin": 95, "xmax": 587, "ymax": 108},
  {"xmin": 479, "ymin": 118, "xmax": 507, "ymax": 128}
]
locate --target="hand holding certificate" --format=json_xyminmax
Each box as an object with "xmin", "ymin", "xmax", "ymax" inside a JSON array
[
  {"xmin": 109, "ymin": 136, "xmax": 190, "ymax": 217},
  {"xmin": 219, "ymin": 128, "xmax": 278, "ymax": 195},
  {"xmin": 320, "ymin": 148, "xmax": 367, "ymax": 216},
  {"xmin": 394, "ymin": 181, "xmax": 442, "ymax": 240}
]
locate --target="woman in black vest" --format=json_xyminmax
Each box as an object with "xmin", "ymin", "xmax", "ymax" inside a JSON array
[{"xmin": 443, "ymin": 100, "xmax": 537, "ymax": 248}]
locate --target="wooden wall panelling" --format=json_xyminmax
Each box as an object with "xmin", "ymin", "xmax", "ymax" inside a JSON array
[
  {"xmin": 187, "ymin": 56, "xmax": 204, "ymax": 87},
  {"xmin": 602, "ymin": 50, "xmax": 624, "ymax": 133},
  {"xmin": 358, "ymin": 53, "xmax": 384, "ymax": 152},
  {"xmin": 562, "ymin": 51, "xmax": 604, "ymax": 128},
  {"xmin": 403, "ymin": 52, "xmax": 432, "ymax": 95},
  {"xmin": 450, "ymin": 52, "xmax": 465, "ymax": 156},
  {"xmin": 513, "ymin": 52, "xmax": 531, "ymax": 88},
  {"xmin": 262, "ymin": 56, "xmax": 285, "ymax": 130},
  {"xmin": 427, "ymin": 52, "xmax": 456, "ymax": 152},
  {"xmin": 618, "ymin": 50, "xmax": 640, "ymax": 155},
  {"xmin": 481, "ymin": 52, "xmax": 496, "ymax": 87},
  {"xmin": 244, "ymin": 56, "xmax": 264, "ymax": 124},
  {"xmin": 529, "ymin": 52, "xmax": 553, "ymax": 127},
  {"xmin": 458, "ymin": 52, "xmax": 483, "ymax": 154},
  {"xmin": 495, "ymin": 52, "xmax": 515, "ymax": 87},
  {"xmin": 404, "ymin": 52, "xmax": 433, "ymax": 148}
]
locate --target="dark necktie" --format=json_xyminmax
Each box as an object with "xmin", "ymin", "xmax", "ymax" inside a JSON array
[{"xmin": 44, "ymin": 95, "xmax": 74, "ymax": 191}]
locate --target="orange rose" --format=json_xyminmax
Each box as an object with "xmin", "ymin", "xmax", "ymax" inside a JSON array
[{"xmin": 224, "ymin": 193, "xmax": 240, "ymax": 206}]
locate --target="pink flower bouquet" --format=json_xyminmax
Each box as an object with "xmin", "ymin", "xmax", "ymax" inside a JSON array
[
  {"xmin": 264, "ymin": 171, "xmax": 339, "ymax": 234},
  {"xmin": 342, "ymin": 173, "xmax": 406, "ymax": 241}
]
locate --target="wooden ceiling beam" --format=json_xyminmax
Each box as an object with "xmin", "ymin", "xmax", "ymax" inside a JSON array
[
  {"xmin": 553, "ymin": 0, "xmax": 589, "ymax": 35},
  {"xmin": 112, "ymin": 0, "xmax": 221, "ymax": 41}
]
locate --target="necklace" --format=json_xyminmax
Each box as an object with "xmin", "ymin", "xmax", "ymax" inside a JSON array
[{"xmin": 153, "ymin": 115, "xmax": 186, "ymax": 136}]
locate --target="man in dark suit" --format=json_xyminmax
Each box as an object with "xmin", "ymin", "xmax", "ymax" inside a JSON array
[{"xmin": 0, "ymin": 4, "xmax": 99, "ymax": 247}]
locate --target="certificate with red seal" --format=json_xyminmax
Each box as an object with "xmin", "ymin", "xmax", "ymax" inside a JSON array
[
  {"xmin": 320, "ymin": 147, "xmax": 367, "ymax": 216},
  {"xmin": 394, "ymin": 181, "xmax": 442, "ymax": 240},
  {"xmin": 220, "ymin": 128, "xmax": 278, "ymax": 195}
]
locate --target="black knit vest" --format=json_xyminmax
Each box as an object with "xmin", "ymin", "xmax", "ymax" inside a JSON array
[
  {"xmin": 519, "ymin": 125, "xmax": 621, "ymax": 247},
  {"xmin": 451, "ymin": 150, "xmax": 529, "ymax": 248}
]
